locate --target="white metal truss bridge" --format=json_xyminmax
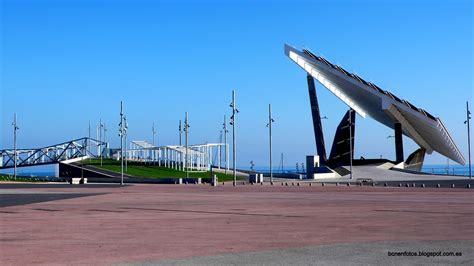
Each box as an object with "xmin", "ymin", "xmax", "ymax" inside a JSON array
[{"xmin": 0, "ymin": 137, "xmax": 106, "ymax": 169}]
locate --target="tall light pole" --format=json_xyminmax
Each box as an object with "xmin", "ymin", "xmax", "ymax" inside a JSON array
[
  {"xmin": 119, "ymin": 101, "xmax": 125, "ymax": 185},
  {"xmin": 179, "ymin": 120, "xmax": 183, "ymax": 170},
  {"xmin": 88, "ymin": 121, "xmax": 92, "ymax": 162},
  {"xmin": 103, "ymin": 122, "xmax": 107, "ymax": 159},
  {"xmin": 465, "ymin": 101, "xmax": 472, "ymax": 179},
  {"xmin": 184, "ymin": 112, "xmax": 190, "ymax": 178},
  {"xmin": 99, "ymin": 118, "xmax": 103, "ymax": 166},
  {"xmin": 179, "ymin": 120, "xmax": 182, "ymax": 146},
  {"xmin": 348, "ymin": 109, "xmax": 354, "ymax": 180},
  {"xmin": 124, "ymin": 116, "xmax": 128, "ymax": 172},
  {"xmin": 230, "ymin": 90, "xmax": 239, "ymax": 186},
  {"xmin": 266, "ymin": 104, "xmax": 275, "ymax": 183},
  {"xmin": 223, "ymin": 115, "xmax": 229, "ymax": 174},
  {"xmin": 12, "ymin": 113, "xmax": 19, "ymax": 179},
  {"xmin": 152, "ymin": 122, "xmax": 156, "ymax": 165}
]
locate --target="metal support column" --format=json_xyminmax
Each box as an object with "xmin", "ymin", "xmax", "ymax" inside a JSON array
[{"xmin": 395, "ymin": 122, "xmax": 404, "ymax": 163}]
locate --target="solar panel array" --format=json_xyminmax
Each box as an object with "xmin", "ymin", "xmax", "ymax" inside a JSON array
[{"xmin": 302, "ymin": 49, "xmax": 437, "ymax": 121}]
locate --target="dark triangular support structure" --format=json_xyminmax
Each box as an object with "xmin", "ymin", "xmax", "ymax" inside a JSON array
[
  {"xmin": 405, "ymin": 148, "xmax": 426, "ymax": 171},
  {"xmin": 306, "ymin": 74, "xmax": 327, "ymax": 165},
  {"xmin": 327, "ymin": 110, "xmax": 356, "ymax": 168}
]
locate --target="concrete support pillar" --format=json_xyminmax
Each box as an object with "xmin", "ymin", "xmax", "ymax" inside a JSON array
[{"xmin": 395, "ymin": 122, "xmax": 404, "ymax": 163}]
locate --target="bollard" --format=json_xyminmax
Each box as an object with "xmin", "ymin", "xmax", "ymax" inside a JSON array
[
  {"xmin": 271, "ymin": 182, "xmax": 274, "ymax": 186},
  {"xmin": 398, "ymin": 183, "xmax": 402, "ymax": 187},
  {"xmin": 185, "ymin": 181, "xmax": 188, "ymax": 185},
  {"xmin": 372, "ymin": 183, "xmax": 375, "ymax": 187},
  {"xmin": 467, "ymin": 184, "xmax": 471, "ymax": 188},
  {"xmin": 285, "ymin": 182, "xmax": 288, "ymax": 186},
  {"xmin": 384, "ymin": 183, "xmax": 388, "ymax": 187},
  {"xmin": 436, "ymin": 184, "xmax": 440, "ymax": 188},
  {"xmin": 321, "ymin": 182, "xmax": 325, "ymax": 187},
  {"xmin": 422, "ymin": 184, "xmax": 425, "ymax": 188},
  {"xmin": 211, "ymin": 175, "xmax": 218, "ymax": 187},
  {"xmin": 412, "ymin": 183, "xmax": 416, "ymax": 187},
  {"xmin": 405, "ymin": 183, "xmax": 409, "ymax": 187},
  {"xmin": 309, "ymin": 183, "xmax": 312, "ymax": 187},
  {"xmin": 297, "ymin": 182, "xmax": 300, "ymax": 186},
  {"xmin": 347, "ymin": 183, "xmax": 350, "ymax": 187},
  {"xmin": 261, "ymin": 182, "xmax": 263, "ymax": 186},
  {"xmin": 336, "ymin": 182, "xmax": 339, "ymax": 186},
  {"xmin": 223, "ymin": 182, "xmax": 225, "ymax": 185},
  {"xmin": 451, "ymin": 184, "xmax": 455, "ymax": 188},
  {"xmin": 292, "ymin": 182, "xmax": 294, "ymax": 186}
]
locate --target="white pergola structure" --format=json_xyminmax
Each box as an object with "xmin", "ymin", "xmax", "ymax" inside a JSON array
[{"xmin": 128, "ymin": 141, "xmax": 229, "ymax": 172}]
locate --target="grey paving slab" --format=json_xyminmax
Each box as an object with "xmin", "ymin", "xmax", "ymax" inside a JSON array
[{"xmin": 130, "ymin": 240, "xmax": 473, "ymax": 266}]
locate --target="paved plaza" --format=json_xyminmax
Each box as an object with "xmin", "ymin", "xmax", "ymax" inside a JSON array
[{"xmin": 0, "ymin": 183, "xmax": 473, "ymax": 265}]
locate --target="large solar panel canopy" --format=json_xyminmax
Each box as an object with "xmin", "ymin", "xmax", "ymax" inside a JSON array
[{"xmin": 284, "ymin": 44, "xmax": 465, "ymax": 165}]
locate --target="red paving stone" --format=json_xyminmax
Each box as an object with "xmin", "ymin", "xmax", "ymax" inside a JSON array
[{"xmin": 0, "ymin": 184, "xmax": 473, "ymax": 265}]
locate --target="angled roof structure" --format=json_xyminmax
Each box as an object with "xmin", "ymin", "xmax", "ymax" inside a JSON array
[{"xmin": 284, "ymin": 44, "xmax": 465, "ymax": 165}]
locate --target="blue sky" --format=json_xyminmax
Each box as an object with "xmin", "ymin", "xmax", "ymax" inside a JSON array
[{"xmin": 1, "ymin": 0, "xmax": 472, "ymax": 168}]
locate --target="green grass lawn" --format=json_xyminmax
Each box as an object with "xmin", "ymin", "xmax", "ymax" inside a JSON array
[
  {"xmin": 83, "ymin": 158, "xmax": 242, "ymax": 182},
  {"xmin": 0, "ymin": 174, "xmax": 43, "ymax": 182}
]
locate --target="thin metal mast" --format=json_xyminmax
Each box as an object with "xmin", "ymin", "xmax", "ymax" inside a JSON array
[
  {"xmin": 88, "ymin": 121, "xmax": 91, "ymax": 161},
  {"xmin": 466, "ymin": 101, "xmax": 472, "ymax": 179},
  {"xmin": 99, "ymin": 118, "xmax": 103, "ymax": 166},
  {"xmin": 119, "ymin": 101, "xmax": 124, "ymax": 185},
  {"xmin": 152, "ymin": 122, "xmax": 156, "ymax": 164},
  {"xmin": 184, "ymin": 112, "xmax": 189, "ymax": 178},
  {"xmin": 179, "ymin": 120, "xmax": 182, "ymax": 146},
  {"xmin": 124, "ymin": 116, "xmax": 128, "ymax": 172},
  {"xmin": 349, "ymin": 109, "xmax": 353, "ymax": 180},
  {"xmin": 12, "ymin": 113, "xmax": 19, "ymax": 179},
  {"xmin": 267, "ymin": 104, "xmax": 275, "ymax": 183},
  {"xmin": 103, "ymin": 122, "xmax": 107, "ymax": 158},
  {"xmin": 230, "ymin": 90, "xmax": 238, "ymax": 186}
]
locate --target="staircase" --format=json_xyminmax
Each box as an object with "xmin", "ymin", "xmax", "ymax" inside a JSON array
[{"xmin": 333, "ymin": 166, "xmax": 351, "ymax": 176}]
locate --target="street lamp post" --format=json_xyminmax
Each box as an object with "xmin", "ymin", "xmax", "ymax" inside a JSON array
[
  {"xmin": 348, "ymin": 109, "xmax": 354, "ymax": 180},
  {"xmin": 178, "ymin": 120, "xmax": 183, "ymax": 170},
  {"xmin": 99, "ymin": 118, "xmax": 103, "ymax": 166},
  {"xmin": 179, "ymin": 120, "xmax": 182, "ymax": 146},
  {"xmin": 184, "ymin": 112, "xmax": 190, "ymax": 178},
  {"xmin": 12, "ymin": 113, "xmax": 19, "ymax": 179},
  {"xmin": 124, "ymin": 116, "xmax": 128, "ymax": 172},
  {"xmin": 229, "ymin": 90, "xmax": 239, "ymax": 186},
  {"xmin": 119, "ymin": 101, "xmax": 125, "ymax": 185},
  {"xmin": 103, "ymin": 123, "xmax": 107, "ymax": 159},
  {"xmin": 266, "ymin": 104, "xmax": 275, "ymax": 183},
  {"xmin": 152, "ymin": 122, "xmax": 156, "ymax": 165},
  {"xmin": 465, "ymin": 101, "xmax": 472, "ymax": 179},
  {"xmin": 88, "ymin": 121, "xmax": 91, "ymax": 162}
]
